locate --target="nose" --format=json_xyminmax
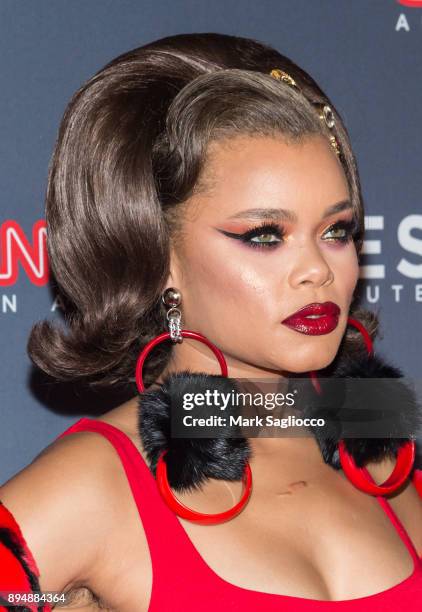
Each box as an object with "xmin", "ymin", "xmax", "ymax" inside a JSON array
[{"xmin": 288, "ymin": 243, "xmax": 334, "ymax": 289}]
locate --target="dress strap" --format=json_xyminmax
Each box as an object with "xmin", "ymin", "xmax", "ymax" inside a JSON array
[
  {"xmin": 362, "ymin": 466, "xmax": 421, "ymax": 565},
  {"xmin": 55, "ymin": 417, "xmax": 197, "ymax": 581}
]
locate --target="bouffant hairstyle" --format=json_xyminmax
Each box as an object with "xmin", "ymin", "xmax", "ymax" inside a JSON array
[{"xmin": 28, "ymin": 32, "xmax": 379, "ymax": 393}]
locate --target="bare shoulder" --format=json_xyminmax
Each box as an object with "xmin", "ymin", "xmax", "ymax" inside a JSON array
[
  {"xmin": 366, "ymin": 456, "xmax": 422, "ymax": 556},
  {"xmin": 0, "ymin": 418, "xmax": 150, "ymax": 602}
]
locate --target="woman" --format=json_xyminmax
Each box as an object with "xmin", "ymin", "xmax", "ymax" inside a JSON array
[{"xmin": 1, "ymin": 32, "xmax": 421, "ymax": 611}]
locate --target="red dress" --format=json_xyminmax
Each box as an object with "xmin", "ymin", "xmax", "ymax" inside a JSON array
[{"xmin": 1, "ymin": 416, "xmax": 422, "ymax": 611}]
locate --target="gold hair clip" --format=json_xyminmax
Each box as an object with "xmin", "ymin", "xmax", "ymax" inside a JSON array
[
  {"xmin": 270, "ymin": 68, "xmax": 341, "ymax": 158},
  {"xmin": 269, "ymin": 69, "xmax": 298, "ymax": 89}
]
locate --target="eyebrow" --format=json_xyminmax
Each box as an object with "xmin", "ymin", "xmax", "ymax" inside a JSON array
[{"xmin": 227, "ymin": 200, "xmax": 353, "ymax": 223}]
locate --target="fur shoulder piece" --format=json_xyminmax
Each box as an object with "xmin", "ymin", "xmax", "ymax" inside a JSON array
[
  {"xmin": 137, "ymin": 354, "xmax": 422, "ymax": 492},
  {"xmin": 0, "ymin": 501, "xmax": 44, "ymax": 612},
  {"xmin": 306, "ymin": 352, "xmax": 422, "ymax": 469},
  {"xmin": 138, "ymin": 371, "xmax": 251, "ymax": 493}
]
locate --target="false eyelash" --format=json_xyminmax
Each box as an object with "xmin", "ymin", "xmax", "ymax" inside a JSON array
[
  {"xmin": 238, "ymin": 222, "xmax": 285, "ymax": 249},
  {"xmin": 324, "ymin": 218, "xmax": 361, "ymax": 244},
  {"xmin": 220, "ymin": 218, "xmax": 360, "ymax": 250},
  {"xmin": 218, "ymin": 222, "xmax": 285, "ymax": 249}
]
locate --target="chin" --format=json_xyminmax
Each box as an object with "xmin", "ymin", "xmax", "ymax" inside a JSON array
[{"xmin": 273, "ymin": 352, "xmax": 338, "ymax": 375}]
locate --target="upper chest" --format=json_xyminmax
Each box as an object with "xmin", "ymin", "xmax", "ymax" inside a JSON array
[{"xmin": 81, "ymin": 448, "xmax": 422, "ymax": 611}]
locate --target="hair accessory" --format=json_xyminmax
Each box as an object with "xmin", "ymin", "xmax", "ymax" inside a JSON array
[
  {"xmin": 162, "ymin": 287, "xmax": 183, "ymax": 343},
  {"xmin": 136, "ymin": 329, "xmax": 253, "ymax": 524},
  {"xmin": 270, "ymin": 67, "xmax": 341, "ymax": 158},
  {"xmin": 269, "ymin": 68, "xmax": 298, "ymax": 88},
  {"xmin": 316, "ymin": 103, "xmax": 336, "ymax": 129},
  {"xmin": 309, "ymin": 316, "xmax": 416, "ymax": 496}
]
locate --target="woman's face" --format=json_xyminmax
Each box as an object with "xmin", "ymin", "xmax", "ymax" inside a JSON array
[{"xmin": 167, "ymin": 134, "xmax": 360, "ymax": 377}]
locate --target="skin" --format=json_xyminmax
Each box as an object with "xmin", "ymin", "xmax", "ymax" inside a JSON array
[
  {"xmin": 162, "ymin": 133, "xmax": 359, "ymax": 381},
  {"xmin": 1, "ymin": 134, "xmax": 422, "ymax": 611}
]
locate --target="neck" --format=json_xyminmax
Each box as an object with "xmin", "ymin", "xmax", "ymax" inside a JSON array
[
  {"xmin": 156, "ymin": 339, "xmax": 291, "ymax": 382},
  {"xmin": 149, "ymin": 340, "xmax": 320, "ymax": 457}
]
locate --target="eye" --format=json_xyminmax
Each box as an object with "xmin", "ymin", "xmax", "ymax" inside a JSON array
[
  {"xmin": 323, "ymin": 219, "xmax": 360, "ymax": 243},
  {"xmin": 249, "ymin": 225, "xmax": 283, "ymax": 247},
  {"xmin": 216, "ymin": 217, "xmax": 360, "ymax": 250},
  {"xmin": 217, "ymin": 222, "xmax": 285, "ymax": 249}
]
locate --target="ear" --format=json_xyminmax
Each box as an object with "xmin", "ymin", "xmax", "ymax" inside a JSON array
[{"xmin": 164, "ymin": 243, "xmax": 184, "ymax": 292}]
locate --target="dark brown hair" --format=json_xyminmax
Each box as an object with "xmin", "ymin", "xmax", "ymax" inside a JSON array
[{"xmin": 28, "ymin": 32, "xmax": 379, "ymax": 392}]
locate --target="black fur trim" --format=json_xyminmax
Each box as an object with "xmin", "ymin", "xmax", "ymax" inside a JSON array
[
  {"xmin": 138, "ymin": 355, "xmax": 422, "ymax": 491},
  {"xmin": 310, "ymin": 353, "xmax": 422, "ymax": 469},
  {"xmin": 138, "ymin": 371, "xmax": 251, "ymax": 492},
  {"xmin": 0, "ymin": 526, "xmax": 44, "ymax": 612}
]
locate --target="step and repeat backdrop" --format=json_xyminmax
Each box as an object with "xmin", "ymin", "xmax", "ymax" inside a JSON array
[{"xmin": 1, "ymin": 0, "xmax": 421, "ymax": 482}]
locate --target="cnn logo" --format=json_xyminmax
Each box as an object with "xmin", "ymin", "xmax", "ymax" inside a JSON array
[{"xmin": 397, "ymin": 0, "xmax": 422, "ymax": 7}]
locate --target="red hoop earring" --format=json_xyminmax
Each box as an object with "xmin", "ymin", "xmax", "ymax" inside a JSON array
[
  {"xmin": 309, "ymin": 316, "xmax": 415, "ymax": 496},
  {"xmin": 157, "ymin": 449, "xmax": 253, "ymax": 525},
  {"xmin": 338, "ymin": 439, "xmax": 415, "ymax": 496},
  {"xmin": 136, "ymin": 329, "xmax": 253, "ymax": 524},
  {"xmin": 136, "ymin": 330, "xmax": 228, "ymax": 393}
]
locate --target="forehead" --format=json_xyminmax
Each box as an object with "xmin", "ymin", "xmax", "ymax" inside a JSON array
[{"xmin": 191, "ymin": 134, "xmax": 349, "ymax": 220}]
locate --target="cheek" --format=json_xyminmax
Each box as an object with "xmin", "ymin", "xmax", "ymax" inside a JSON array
[
  {"xmin": 180, "ymin": 240, "xmax": 276, "ymax": 322},
  {"xmin": 179, "ymin": 237, "xmax": 360, "ymax": 330},
  {"xmin": 326, "ymin": 243, "xmax": 360, "ymax": 299}
]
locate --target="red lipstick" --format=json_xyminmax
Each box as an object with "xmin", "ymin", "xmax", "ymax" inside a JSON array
[{"xmin": 281, "ymin": 302, "xmax": 340, "ymax": 336}]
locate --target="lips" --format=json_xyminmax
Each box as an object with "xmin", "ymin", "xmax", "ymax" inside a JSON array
[{"xmin": 281, "ymin": 302, "xmax": 341, "ymax": 336}]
